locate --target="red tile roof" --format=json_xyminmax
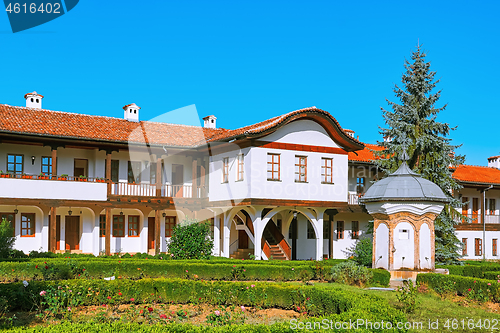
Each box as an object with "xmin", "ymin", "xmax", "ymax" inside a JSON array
[
  {"xmin": 0, "ymin": 104, "xmax": 358, "ymax": 150},
  {"xmin": 452, "ymin": 165, "xmax": 500, "ymax": 185},
  {"xmin": 488, "ymin": 155, "xmax": 500, "ymax": 161},
  {"xmin": 204, "ymin": 106, "xmax": 364, "ymax": 151},
  {"xmin": 348, "ymin": 143, "xmax": 385, "ymax": 162},
  {"xmin": 0, "ymin": 104, "xmax": 223, "ymax": 147}
]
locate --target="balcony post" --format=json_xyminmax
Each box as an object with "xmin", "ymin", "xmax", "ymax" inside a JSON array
[
  {"xmin": 49, "ymin": 206, "xmax": 57, "ymax": 252},
  {"xmin": 192, "ymin": 158, "xmax": 198, "ymax": 198},
  {"xmin": 105, "ymin": 208, "xmax": 111, "ymax": 256},
  {"xmin": 51, "ymin": 148, "xmax": 57, "ymax": 180},
  {"xmin": 106, "ymin": 152, "xmax": 112, "ymax": 196},
  {"xmin": 200, "ymin": 164, "xmax": 206, "ymax": 197},
  {"xmin": 155, "ymin": 209, "xmax": 161, "ymax": 255},
  {"xmin": 156, "ymin": 157, "xmax": 161, "ymax": 197}
]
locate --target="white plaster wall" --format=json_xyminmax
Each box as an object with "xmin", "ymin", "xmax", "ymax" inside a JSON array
[
  {"xmin": 0, "ymin": 143, "xmax": 53, "ymax": 175},
  {"xmin": 375, "ymin": 223, "xmax": 389, "ymax": 269},
  {"xmin": 283, "ymin": 215, "xmax": 317, "ymax": 260},
  {"xmin": 0, "ymin": 178, "xmax": 107, "ymax": 201},
  {"xmin": 419, "ymin": 223, "xmax": 432, "ymax": 269},
  {"xmin": 393, "ymin": 221, "xmax": 414, "ymax": 269},
  {"xmin": 97, "ymin": 209, "xmax": 146, "ymax": 254},
  {"xmin": 331, "ymin": 213, "xmax": 372, "ymax": 259},
  {"xmin": 208, "ymin": 148, "xmax": 251, "ymax": 202},
  {"xmin": 456, "ymin": 230, "xmax": 500, "ymax": 260},
  {"xmin": 260, "ymin": 120, "xmax": 341, "ymax": 148},
  {"xmin": 0, "ymin": 205, "xmax": 45, "ymax": 253}
]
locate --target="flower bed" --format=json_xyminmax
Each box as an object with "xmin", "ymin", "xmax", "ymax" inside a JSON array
[
  {"xmin": 416, "ymin": 273, "xmax": 500, "ymax": 302},
  {"xmin": 0, "ymin": 278, "xmax": 407, "ymax": 332}
]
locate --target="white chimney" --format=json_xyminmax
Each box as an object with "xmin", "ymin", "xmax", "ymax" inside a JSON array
[
  {"xmin": 344, "ymin": 129, "xmax": 355, "ymax": 138},
  {"xmin": 123, "ymin": 103, "xmax": 140, "ymax": 122},
  {"xmin": 203, "ymin": 115, "xmax": 217, "ymax": 129},
  {"xmin": 488, "ymin": 155, "xmax": 500, "ymax": 169},
  {"xmin": 25, "ymin": 91, "xmax": 44, "ymax": 109}
]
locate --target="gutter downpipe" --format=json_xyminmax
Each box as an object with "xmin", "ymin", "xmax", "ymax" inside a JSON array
[{"xmin": 483, "ymin": 185, "xmax": 494, "ymax": 260}]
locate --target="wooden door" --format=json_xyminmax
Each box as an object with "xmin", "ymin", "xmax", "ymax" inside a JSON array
[
  {"xmin": 65, "ymin": 216, "xmax": 80, "ymax": 250},
  {"xmin": 172, "ymin": 164, "xmax": 184, "ymax": 197},
  {"xmin": 56, "ymin": 216, "xmax": 61, "ymax": 250},
  {"xmin": 473, "ymin": 198, "xmax": 479, "ymax": 223},
  {"xmin": 148, "ymin": 217, "xmax": 155, "ymax": 250},
  {"xmin": 238, "ymin": 230, "xmax": 248, "ymax": 249}
]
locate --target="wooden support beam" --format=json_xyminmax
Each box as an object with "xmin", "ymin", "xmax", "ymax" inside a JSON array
[
  {"xmin": 49, "ymin": 206, "xmax": 57, "ymax": 252},
  {"xmin": 105, "ymin": 208, "xmax": 111, "ymax": 256},
  {"xmin": 200, "ymin": 164, "xmax": 205, "ymax": 197},
  {"xmin": 156, "ymin": 157, "xmax": 161, "ymax": 197},
  {"xmin": 106, "ymin": 153, "xmax": 112, "ymax": 196},
  {"xmin": 51, "ymin": 149, "xmax": 57, "ymax": 180},
  {"xmin": 155, "ymin": 210, "xmax": 161, "ymax": 255},
  {"xmin": 192, "ymin": 159, "xmax": 198, "ymax": 198}
]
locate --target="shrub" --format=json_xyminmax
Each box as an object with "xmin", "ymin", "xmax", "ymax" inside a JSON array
[
  {"xmin": 0, "ymin": 219, "xmax": 15, "ymax": 258},
  {"xmin": 417, "ymin": 273, "xmax": 500, "ymax": 302},
  {"xmin": 330, "ymin": 261, "xmax": 372, "ymax": 286},
  {"xmin": 395, "ymin": 279, "xmax": 418, "ymax": 313},
  {"xmin": 168, "ymin": 219, "xmax": 213, "ymax": 260},
  {"xmin": 344, "ymin": 236, "xmax": 373, "ymax": 267}
]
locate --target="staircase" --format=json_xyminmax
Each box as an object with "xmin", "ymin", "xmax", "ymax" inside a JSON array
[
  {"xmin": 230, "ymin": 249, "xmax": 253, "ymax": 259},
  {"xmin": 262, "ymin": 224, "xmax": 288, "ymax": 260}
]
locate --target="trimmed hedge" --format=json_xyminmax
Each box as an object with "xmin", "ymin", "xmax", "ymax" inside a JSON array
[
  {"xmin": 0, "ymin": 279, "xmax": 407, "ymax": 332},
  {"xmin": 0, "ymin": 259, "xmax": 388, "ymax": 286},
  {"xmin": 417, "ymin": 273, "xmax": 500, "ymax": 302}
]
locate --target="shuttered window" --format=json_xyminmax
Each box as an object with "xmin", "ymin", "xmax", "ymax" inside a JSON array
[{"xmin": 475, "ymin": 238, "xmax": 482, "ymax": 256}]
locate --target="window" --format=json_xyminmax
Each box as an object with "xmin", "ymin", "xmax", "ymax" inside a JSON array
[
  {"xmin": 356, "ymin": 178, "xmax": 365, "ymax": 194},
  {"xmin": 7, "ymin": 154, "xmax": 23, "ymax": 174},
  {"xmin": 112, "ymin": 215, "xmax": 125, "ymax": 237},
  {"xmin": 462, "ymin": 238, "xmax": 467, "ymax": 256},
  {"xmin": 267, "ymin": 153, "xmax": 280, "ymax": 181},
  {"xmin": 475, "ymin": 238, "xmax": 482, "ymax": 256},
  {"xmin": 165, "ymin": 216, "xmax": 176, "ymax": 237},
  {"xmin": 323, "ymin": 219, "xmax": 330, "ymax": 239},
  {"xmin": 337, "ymin": 221, "xmax": 344, "ymax": 239},
  {"xmin": 150, "ymin": 162, "xmax": 157, "ymax": 185},
  {"xmin": 41, "ymin": 156, "xmax": 52, "ymax": 175},
  {"xmin": 110, "ymin": 160, "xmax": 119, "ymax": 182},
  {"xmin": 321, "ymin": 158, "xmax": 333, "ymax": 184},
  {"xmin": 352, "ymin": 221, "xmax": 359, "ymax": 239},
  {"xmin": 74, "ymin": 158, "xmax": 88, "ymax": 178},
  {"xmin": 489, "ymin": 199, "xmax": 497, "ymax": 215},
  {"xmin": 128, "ymin": 216, "xmax": 140, "ymax": 236},
  {"xmin": 493, "ymin": 239, "xmax": 498, "ymax": 256},
  {"xmin": 307, "ymin": 221, "xmax": 315, "ymax": 239},
  {"xmin": 0, "ymin": 212, "xmax": 16, "ymax": 236},
  {"xmin": 128, "ymin": 161, "xmax": 141, "ymax": 183},
  {"xmin": 222, "ymin": 157, "xmax": 229, "ymax": 183},
  {"xmin": 237, "ymin": 154, "xmax": 244, "ymax": 181},
  {"xmin": 295, "ymin": 156, "xmax": 307, "ymax": 182},
  {"xmin": 99, "ymin": 215, "xmax": 106, "ymax": 237},
  {"xmin": 461, "ymin": 197, "xmax": 469, "ymax": 223},
  {"xmin": 21, "ymin": 213, "xmax": 35, "ymax": 237}
]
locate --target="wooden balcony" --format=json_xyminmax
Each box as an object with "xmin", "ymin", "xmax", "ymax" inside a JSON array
[
  {"xmin": 109, "ymin": 182, "xmax": 206, "ymax": 198},
  {"xmin": 459, "ymin": 214, "xmax": 500, "ymax": 224}
]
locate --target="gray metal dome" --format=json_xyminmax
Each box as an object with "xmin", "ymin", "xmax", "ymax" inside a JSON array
[{"xmin": 360, "ymin": 157, "xmax": 450, "ymax": 203}]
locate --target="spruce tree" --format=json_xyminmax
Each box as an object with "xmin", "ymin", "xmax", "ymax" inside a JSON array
[{"xmin": 375, "ymin": 45, "xmax": 465, "ymax": 264}]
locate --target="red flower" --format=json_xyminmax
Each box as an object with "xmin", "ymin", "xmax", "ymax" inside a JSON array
[
  {"xmin": 45, "ymin": 266, "xmax": 48, "ymax": 269},
  {"xmin": 160, "ymin": 314, "xmax": 167, "ymax": 319},
  {"xmin": 118, "ymin": 292, "xmax": 122, "ymax": 296},
  {"xmin": 148, "ymin": 307, "xmax": 153, "ymax": 313},
  {"xmin": 35, "ymin": 265, "xmax": 38, "ymax": 269},
  {"xmin": 107, "ymin": 296, "xmax": 112, "ymax": 299},
  {"xmin": 468, "ymin": 288, "xmax": 471, "ymax": 292}
]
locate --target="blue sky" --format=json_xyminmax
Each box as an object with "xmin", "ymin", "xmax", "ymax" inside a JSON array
[{"xmin": 0, "ymin": 1, "xmax": 498, "ymax": 166}]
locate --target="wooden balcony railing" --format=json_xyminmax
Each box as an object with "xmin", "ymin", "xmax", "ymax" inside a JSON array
[
  {"xmin": 110, "ymin": 182, "xmax": 203, "ymax": 198},
  {"xmin": 458, "ymin": 214, "xmax": 500, "ymax": 224},
  {"xmin": 348, "ymin": 192, "xmax": 362, "ymax": 205}
]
